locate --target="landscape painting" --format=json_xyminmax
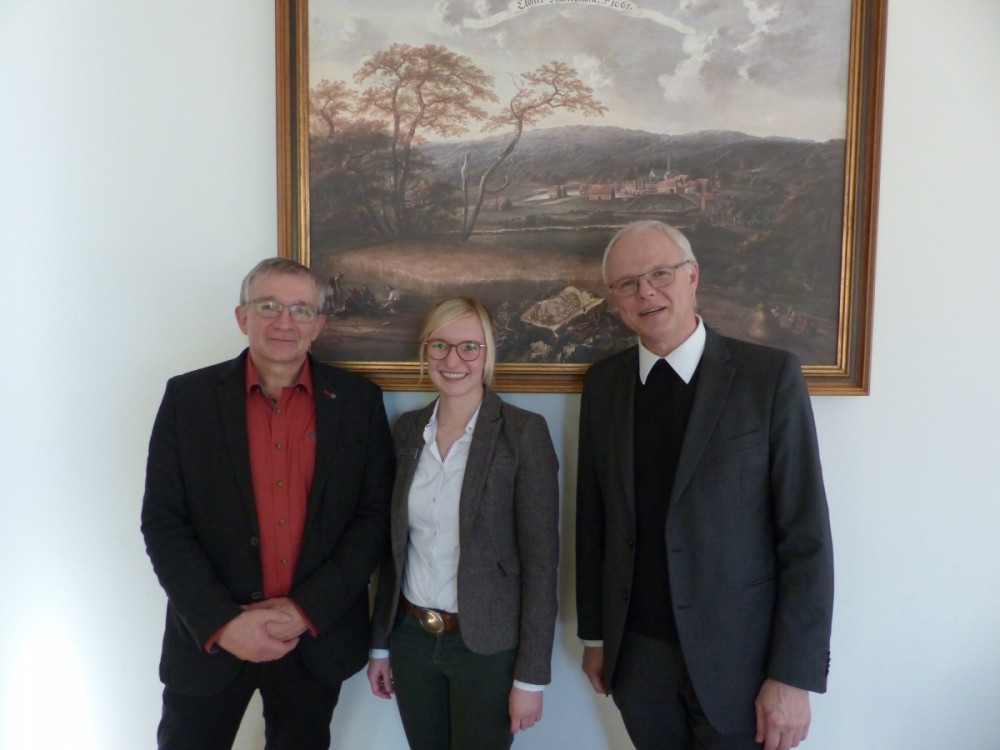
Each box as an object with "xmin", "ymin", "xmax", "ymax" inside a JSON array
[{"xmin": 277, "ymin": 0, "xmax": 884, "ymax": 393}]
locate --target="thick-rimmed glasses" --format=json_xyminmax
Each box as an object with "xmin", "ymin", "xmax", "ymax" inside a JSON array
[
  {"xmin": 425, "ymin": 339, "xmax": 486, "ymax": 361},
  {"xmin": 608, "ymin": 260, "xmax": 693, "ymax": 297},
  {"xmin": 248, "ymin": 299, "xmax": 319, "ymax": 323}
]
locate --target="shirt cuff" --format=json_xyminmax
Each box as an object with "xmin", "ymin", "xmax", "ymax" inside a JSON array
[
  {"xmin": 290, "ymin": 601, "xmax": 318, "ymax": 637},
  {"xmin": 581, "ymin": 639, "xmax": 604, "ymax": 648},
  {"xmin": 204, "ymin": 625, "xmax": 225, "ymax": 653},
  {"xmin": 370, "ymin": 648, "xmax": 390, "ymax": 660},
  {"xmin": 513, "ymin": 680, "xmax": 545, "ymax": 692}
]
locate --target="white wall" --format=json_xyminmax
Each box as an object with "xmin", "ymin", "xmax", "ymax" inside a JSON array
[{"xmin": 1, "ymin": 1, "xmax": 998, "ymax": 748}]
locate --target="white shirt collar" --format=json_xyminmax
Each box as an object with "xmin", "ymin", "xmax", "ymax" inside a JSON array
[
  {"xmin": 425, "ymin": 397, "xmax": 480, "ymax": 440},
  {"xmin": 637, "ymin": 316, "xmax": 706, "ymax": 385}
]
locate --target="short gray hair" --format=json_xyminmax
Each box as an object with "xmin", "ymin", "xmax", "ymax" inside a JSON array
[
  {"xmin": 239, "ymin": 258, "xmax": 323, "ymax": 308},
  {"xmin": 601, "ymin": 221, "xmax": 697, "ymax": 284}
]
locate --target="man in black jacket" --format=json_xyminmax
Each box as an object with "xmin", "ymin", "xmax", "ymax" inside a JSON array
[{"xmin": 141, "ymin": 258, "xmax": 394, "ymax": 750}]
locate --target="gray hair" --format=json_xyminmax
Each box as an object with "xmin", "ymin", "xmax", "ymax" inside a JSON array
[
  {"xmin": 239, "ymin": 258, "xmax": 323, "ymax": 308},
  {"xmin": 600, "ymin": 221, "xmax": 697, "ymax": 284}
]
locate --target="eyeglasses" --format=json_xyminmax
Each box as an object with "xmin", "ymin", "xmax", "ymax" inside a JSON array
[
  {"xmin": 248, "ymin": 299, "xmax": 319, "ymax": 323},
  {"xmin": 608, "ymin": 260, "xmax": 693, "ymax": 297},
  {"xmin": 425, "ymin": 340, "xmax": 486, "ymax": 361}
]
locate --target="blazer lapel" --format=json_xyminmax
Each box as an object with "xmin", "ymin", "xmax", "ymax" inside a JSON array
[
  {"xmin": 308, "ymin": 359, "xmax": 342, "ymax": 529},
  {"xmin": 612, "ymin": 350, "xmax": 638, "ymax": 521},
  {"xmin": 216, "ymin": 352, "xmax": 258, "ymax": 533},
  {"xmin": 671, "ymin": 328, "xmax": 734, "ymax": 506},
  {"xmin": 392, "ymin": 401, "xmax": 434, "ymax": 566},
  {"xmin": 459, "ymin": 389, "xmax": 502, "ymax": 541}
]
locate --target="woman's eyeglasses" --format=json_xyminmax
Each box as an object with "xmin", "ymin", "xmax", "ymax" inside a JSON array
[{"xmin": 424, "ymin": 340, "xmax": 486, "ymax": 361}]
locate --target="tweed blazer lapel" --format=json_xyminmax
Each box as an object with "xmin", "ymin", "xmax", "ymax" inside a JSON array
[
  {"xmin": 459, "ymin": 388, "xmax": 502, "ymax": 541},
  {"xmin": 216, "ymin": 352, "xmax": 258, "ymax": 533},
  {"xmin": 391, "ymin": 401, "xmax": 435, "ymax": 566},
  {"xmin": 671, "ymin": 328, "xmax": 735, "ymax": 506}
]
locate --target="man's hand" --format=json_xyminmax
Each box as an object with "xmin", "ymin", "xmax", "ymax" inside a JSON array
[
  {"xmin": 509, "ymin": 687, "xmax": 543, "ymax": 733},
  {"xmin": 755, "ymin": 678, "xmax": 811, "ymax": 750},
  {"xmin": 581, "ymin": 645, "xmax": 607, "ymax": 695},
  {"xmin": 367, "ymin": 658, "xmax": 393, "ymax": 699},
  {"xmin": 245, "ymin": 596, "xmax": 309, "ymax": 642},
  {"xmin": 217, "ymin": 608, "xmax": 299, "ymax": 662}
]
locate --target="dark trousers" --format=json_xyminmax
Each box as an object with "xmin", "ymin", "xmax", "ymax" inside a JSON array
[
  {"xmin": 612, "ymin": 631, "xmax": 760, "ymax": 750},
  {"xmin": 157, "ymin": 649, "xmax": 341, "ymax": 750},
  {"xmin": 389, "ymin": 612, "xmax": 516, "ymax": 750}
]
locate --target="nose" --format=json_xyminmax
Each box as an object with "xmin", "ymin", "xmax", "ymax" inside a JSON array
[
  {"xmin": 444, "ymin": 345, "xmax": 464, "ymax": 364},
  {"xmin": 636, "ymin": 274, "xmax": 657, "ymax": 297},
  {"xmin": 272, "ymin": 306, "xmax": 296, "ymax": 326}
]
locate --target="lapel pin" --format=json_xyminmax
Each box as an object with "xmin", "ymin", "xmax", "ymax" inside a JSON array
[{"xmin": 323, "ymin": 389, "xmax": 337, "ymax": 399}]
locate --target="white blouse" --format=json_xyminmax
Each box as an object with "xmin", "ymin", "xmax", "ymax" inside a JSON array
[{"xmin": 401, "ymin": 400, "xmax": 479, "ymax": 614}]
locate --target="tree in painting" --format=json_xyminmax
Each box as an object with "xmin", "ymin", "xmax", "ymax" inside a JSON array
[
  {"xmin": 352, "ymin": 43, "xmax": 497, "ymax": 239},
  {"xmin": 308, "ymin": 44, "xmax": 606, "ymax": 243},
  {"xmin": 309, "ymin": 79, "xmax": 396, "ymax": 238},
  {"xmin": 459, "ymin": 60, "xmax": 607, "ymax": 239}
]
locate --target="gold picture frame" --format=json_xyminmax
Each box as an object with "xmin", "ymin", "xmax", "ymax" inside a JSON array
[{"xmin": 276, "ymin": 0, "xmax": 886, "ymax": 394}]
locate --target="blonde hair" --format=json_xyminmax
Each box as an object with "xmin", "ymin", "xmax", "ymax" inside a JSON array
[{"xmin": 418, "ymin": 297, "xmax": 497, "ymax": 387}]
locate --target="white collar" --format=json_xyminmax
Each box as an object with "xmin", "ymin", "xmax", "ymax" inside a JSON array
[
  {"xmin": 426, "ymin": 397, "xmax": 480, "ymax": 436},
  {"xmin": 637, "ymin": 317, "xmax": 706, "ymax": 385}
]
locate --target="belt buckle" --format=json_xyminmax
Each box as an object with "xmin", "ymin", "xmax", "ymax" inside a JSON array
[{"xmin": 417, "ymin": 608, "xmax": 445, "ymax": 635}]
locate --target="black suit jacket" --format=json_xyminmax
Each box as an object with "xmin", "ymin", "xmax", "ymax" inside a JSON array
[
  {"xmin": 575, "ymin": 328, "xmax": 833, "ymax": 734},
  {"xmin": 141, "ymin": 350, "xmax": 394, "ymax": 695}
]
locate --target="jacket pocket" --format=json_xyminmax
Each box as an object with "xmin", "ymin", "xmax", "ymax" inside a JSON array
[
  {"xmin": 497, "ymin": 555, "xmax": 522, "ymax": 577},
  {"xmin": 744, "ymin": 572, "xmax": 776, "ymax": 588}
]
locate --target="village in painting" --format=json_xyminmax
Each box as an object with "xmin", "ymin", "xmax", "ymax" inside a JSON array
[{"xmin": 304, "ymin": 6, "xmax": 850, "ymax": 369}]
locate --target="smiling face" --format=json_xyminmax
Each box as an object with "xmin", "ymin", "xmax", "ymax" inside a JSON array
[
  {"xmin": 605, "ymin": 227, "xmax": 699, "ymax": 356},
  {"xmin": 235, "ymin": 272, "xmax": 325, "ymax": 371},
  {"xmin": 425, "ymin": 314, "xmax": 487, "ymax": 405}
]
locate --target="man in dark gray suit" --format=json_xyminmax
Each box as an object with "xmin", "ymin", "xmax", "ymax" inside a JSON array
[{"xmin": 575, "ymin": 221, "xmax": 833, "ymax": 750}]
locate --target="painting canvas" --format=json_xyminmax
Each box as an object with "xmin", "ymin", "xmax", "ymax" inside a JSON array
[{"xmin": 277, "ymin": 0, "xmax": 884, "ymax": 393}]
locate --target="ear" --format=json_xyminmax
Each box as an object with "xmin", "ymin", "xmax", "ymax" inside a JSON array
[
  {"xmin": 687, "ymin": 262, "xmax": 700, "ymax": 291},
  {"xmin": 309, "ymin": 315, "xmax": 327, "ymax": 342},
  {"xmin": 235, "ymin": 305, "xmax": 249, "ymax": 335}
]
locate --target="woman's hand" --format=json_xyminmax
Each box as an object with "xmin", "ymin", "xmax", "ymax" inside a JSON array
[
  {"xmin": 509, "ymin": 687, "xmax": 543, "ymax": 733},
  {"xmin": 367, "ymin": 657, "xmax": 394, "ymax": 699}
]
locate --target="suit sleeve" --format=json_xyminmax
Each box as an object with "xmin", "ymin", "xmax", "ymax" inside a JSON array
[
  {"xmin": 765, "ymin": 353, "xmax": 834, "ymax": 692},
  {"xmin": 369, "ymin": 555, "xmax": 397, "ymax": 651},
  {"xmin": 512, "ymin": 412, "xmax": 561, "ymax": 685},
  {"xmin": 140, "ymin": 381, "xmax": 244, "ymax": 648},
  {"xmin": 287, "ymin": 382, "xmax": 394, "ymax": 634},
  {"xmin": 369, "ymin": 413, "xmax": 416, "ymax": 651},
  {"xmin": 575, "ymin": 371, "xmax": 606, "ymax": 642}
]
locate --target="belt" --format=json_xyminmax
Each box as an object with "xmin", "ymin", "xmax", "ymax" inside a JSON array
[{"xmin": 400, "ymin": 595, "xmax": 460, "ymax": 635}]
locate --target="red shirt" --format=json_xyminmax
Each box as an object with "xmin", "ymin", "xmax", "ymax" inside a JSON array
[{"xmin": 245, "ymin": 354, "xmax": 317, "ymax": 600}]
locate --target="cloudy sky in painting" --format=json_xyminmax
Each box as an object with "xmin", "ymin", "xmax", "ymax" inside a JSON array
[{"xmin": 309, "ymin": 0, "xmax": 852, "ymax": 141}]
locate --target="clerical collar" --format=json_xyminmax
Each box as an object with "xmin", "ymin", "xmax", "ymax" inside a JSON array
[{"xmin": 638, "ymin": 317, "xmax": 706, "ymax": 385}]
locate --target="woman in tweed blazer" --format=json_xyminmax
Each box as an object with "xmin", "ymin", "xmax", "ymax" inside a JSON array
[{"xmin": 367, "ymin": 297, "xmax": 560, "ymax": 750}]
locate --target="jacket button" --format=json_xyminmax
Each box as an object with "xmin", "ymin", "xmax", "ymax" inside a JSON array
[
  {"xmin": 251, "ymin": 591, "xmax": 263, "ymax": 601},
  {"xmin": 250, "ymin": 536, "xmax": 259, "ymax": 547}
]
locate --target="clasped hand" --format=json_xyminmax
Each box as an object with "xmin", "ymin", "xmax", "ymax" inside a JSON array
[{"xmin": 217, "ymin": 596, "xmax": 308, "ymax": 663}]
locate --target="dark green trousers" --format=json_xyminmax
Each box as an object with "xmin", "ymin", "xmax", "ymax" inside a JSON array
[{"xmin": 390, "ymin": 612, "xmax": 516, "ymax": 750}]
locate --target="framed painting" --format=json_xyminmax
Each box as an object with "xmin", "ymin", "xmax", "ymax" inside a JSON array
[{"xmin": 276, "ymin": 0, "xmax": 886, "ymax": 394}]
